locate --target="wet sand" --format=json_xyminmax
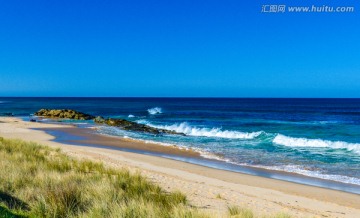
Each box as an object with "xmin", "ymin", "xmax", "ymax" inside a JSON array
[{"xmin": 43, "ymin": 126, "xmax": 202, "ymax": 158}]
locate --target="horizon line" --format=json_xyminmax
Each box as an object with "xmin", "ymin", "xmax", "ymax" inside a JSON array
[{"xmin": 1, "ymin": 96, "xmax": 360, "ymax": 99}]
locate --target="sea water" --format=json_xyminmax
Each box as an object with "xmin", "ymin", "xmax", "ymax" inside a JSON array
[{"xmin": 1, "ymin": 97, "xmax": 360, "ymax": 186}]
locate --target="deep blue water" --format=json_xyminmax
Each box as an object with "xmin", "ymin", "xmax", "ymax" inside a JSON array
[{"xmin": 1, "ymin": 97, "xmax": 360, "ymax": 185}]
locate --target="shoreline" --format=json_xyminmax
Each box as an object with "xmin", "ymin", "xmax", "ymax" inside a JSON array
[
  {"xmin": 1, "ymin": 117, "xmax": 360, "ymax": 217},
  {"xmin": 41, "ymin": 126, "xmax": 203, "ymax": 158},
  {"xmin": 41, "ymin": 124, "xmax": 360, "ymax": 195}
]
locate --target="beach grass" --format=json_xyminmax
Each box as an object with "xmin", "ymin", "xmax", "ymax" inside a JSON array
[
  {"xmin": 227, "ymin": 205, "xmax": 291, "ymax": 218},
  {"xmin": 0, "ymin": 137, "xmax": 207, "ymax": 218},
  {"xmin": 0, "ymin": 137, "xmax": 291, "ymax": 218},
  {"xmin": 228, "ymin": 205, "xmax": 254, "ymax": 218}
]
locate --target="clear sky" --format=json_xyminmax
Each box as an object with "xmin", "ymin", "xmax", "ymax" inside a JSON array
[{"xmin": 0, "ymin": 0, "xmax": 359, "ymax": 97}]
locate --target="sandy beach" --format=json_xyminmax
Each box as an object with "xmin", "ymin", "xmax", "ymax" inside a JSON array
[{"xmin": 1, "ymin": 117, "xmax": 359, "ymax": 218}]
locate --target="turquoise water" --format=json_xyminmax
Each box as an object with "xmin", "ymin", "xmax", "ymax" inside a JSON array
[{"xmin": 1, "ymin": 97, "xmax": 360, "ymax": 186}]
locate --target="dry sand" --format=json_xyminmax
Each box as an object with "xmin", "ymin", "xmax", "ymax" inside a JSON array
[{"xmin": 1, "ymin": 117, "xmax": 359, "ymax": 217}]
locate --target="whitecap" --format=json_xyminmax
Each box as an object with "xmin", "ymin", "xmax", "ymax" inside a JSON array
[
  {"xmin": 273, "ymin": 134, "xmax": 360, "ymax": 154},
  {"xmin": 147, "ymin": 107, "xmax": 162, "ymax": 115},
  {"xmin": 128, "ymin": 114, "xmax": 135, "ymax": 118}
]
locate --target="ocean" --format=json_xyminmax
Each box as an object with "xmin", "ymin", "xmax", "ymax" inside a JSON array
[{"xmin": 1, "ymin": 97, "xmax": 360, "ymax": 189}]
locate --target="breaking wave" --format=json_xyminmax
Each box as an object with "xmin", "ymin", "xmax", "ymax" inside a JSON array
[
  {"xmin": 139, "ymin": 121, "xmax": 262, "ymax": 139},
  {"xmin": 147, "ymin": 107, "xmax": 162, "ymax": 115},
  {"xmin": 273, "ymin": 134, "xmax": 360, "ymax": 154}
]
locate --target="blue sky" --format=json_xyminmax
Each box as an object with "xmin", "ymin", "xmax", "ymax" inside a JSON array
[{"xmin": 0, "ymin": 0, "xmax": 359, "ymax": 97}]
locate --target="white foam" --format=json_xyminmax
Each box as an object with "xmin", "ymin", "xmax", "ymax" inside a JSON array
[
  {"xmin": 140, "ymin": 121, "xmax": 262, "ymax": 139},
  {"xmin": 147, "ymin": 107, "xmax": 162, "ymax": 115},
  {"xmin": 256, "ymin": 164, "xmax": 360, "ymax": 185},
  {"xmin": 128, "ymin": 114, "xmax": 135, "ymax": 118},
  {"xmin": 196, "ymin": 150, "xmax": 232, "ymax": 162},
  {"xmin": 273, "ymin": 134, "xmax": 360, "ymax": 154},
  {"xmin": 136, "ymin": 119, "xmax": 149, "ymax": 124}
]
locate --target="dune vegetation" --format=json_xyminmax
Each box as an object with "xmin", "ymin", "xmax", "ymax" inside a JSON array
[
  {"xmin": 0, "ymin": 137, "xmax": 206, "ymax": 218},
  {"xmin": 0, "ymin": 137, "xmax": 290, "ymax": 218}
]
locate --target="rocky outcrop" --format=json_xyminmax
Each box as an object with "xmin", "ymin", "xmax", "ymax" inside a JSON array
[
  {"xmin": 34, "ymin": 109, "xmax": 95, "ymax": 120},
  {"xmin": 94, "ymin": 116, "xmax": 185, "ymax": 136},
  {"xmin": 34, "ymin": 110, "xmax": 185, "ymax": 136}
]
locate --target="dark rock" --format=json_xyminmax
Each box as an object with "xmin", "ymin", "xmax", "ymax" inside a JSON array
[
  {"xmin": 34, "ymin": 109, "xmax": 95, "ymax": 120},
  {"xmin": 94, "ymin": 117, "xmax": 185, "ymax": 136},
  {"xmin": 30, "ymin": 119, "xmax": 36, "ymax": 122}
]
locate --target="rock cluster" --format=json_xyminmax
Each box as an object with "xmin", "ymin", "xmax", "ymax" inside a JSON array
[
  {"xmin": 34, "ymin": 109, "xmax": 185, "ymax": 136},
  {"xmin": 94, "ymin": 116, "xmax": 185, "ymax": 136},
  {"xmin": 34, "ymin": 109, "xmax": 95, "ymax": 120}
]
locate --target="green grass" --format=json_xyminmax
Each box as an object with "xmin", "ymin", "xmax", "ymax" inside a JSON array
[
  {"xmin": 228, "ymin": 205, "xmax": 254, "ymax": 218},
  {"xmin": 0, "ymin": 137, "xmax": 206, "ymax": 218},
  {"xmin": 227, "ymin": 205, "xmax": 291, "ymax": 218},
  {"xmin": 0, "ymin": 137, "xmax": 291, "ymax": 218},
  {"xmin": 271, "ymin": 213, "xmax": 291, "ymax": 218}
]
